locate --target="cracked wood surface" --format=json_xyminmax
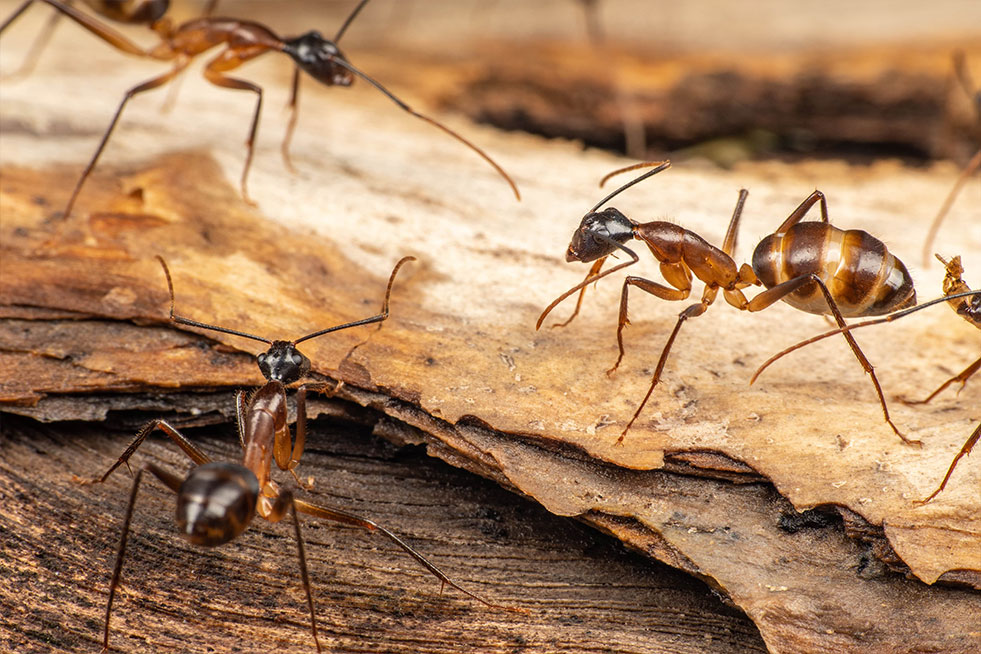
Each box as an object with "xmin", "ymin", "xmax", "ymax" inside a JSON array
[{"xmin": 1, "ymin": 2, "xmax": 980, "ymax": 652}]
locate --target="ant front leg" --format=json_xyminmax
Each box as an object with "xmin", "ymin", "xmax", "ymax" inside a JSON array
[
  {"xmin": 608, "ymin": 260, "xmax": 692, "ymax": 376},
  {"xmin": 915, "ymin": 423, "xmax": 981, "ymax": 505},
  {"xmin": 907, "ymin": 355, "xmax": 981, "ymax": 405},
  {"xmin": 617, "ymin": 285, "xmax": 716, "ymax": 443},
  {"xmin": 552, "ymin": 257, "xmax": 607, "ymax": 328},
  {"xmin": 87, "ymin": 418, "xmax": 211, "ymax": 485}
]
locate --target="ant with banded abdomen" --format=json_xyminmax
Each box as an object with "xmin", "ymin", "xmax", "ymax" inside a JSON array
[
  {"xmin": 753, "ymin": 255, "xmax": 980, "ymax": 503},
  {"xmin": 1, "ymin": 0, "xmax": 519, "ymax": 220},
  {"xmin": 88, "ymin": 255, "xmax": 511, "ymax": 651},
  {"xmin": 537, "ymin": 161, "xmax": 921, "ymax": 445}
]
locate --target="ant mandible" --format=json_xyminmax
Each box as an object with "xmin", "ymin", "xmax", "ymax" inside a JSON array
[
  {"xmin": 753, "ymin": 254, "xmax": 981, "ymax": 503},
  {"xmin": 537, "ymin": 161, "xmax": 920, "ymax": 445},
  {"xmin": 3, "ymin": 0, "xmax": 519, "ymax": 220},
  {"xmin": 922, "ymin": 52, "xmax": 980, "ymax": 266},
  {"xmin": 90, "ymin": 255, "xmax": 507, "ymax": 651}
]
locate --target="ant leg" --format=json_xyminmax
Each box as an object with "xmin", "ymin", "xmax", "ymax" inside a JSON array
[
  {"xmin": 263, "ymin": 491, "xmax": 322, "ymax": 652},
  {"xmin": 0, "ymin": 0, "xmax": 64, "ymax": 79},
  {"xmin": 202, "ymin": 57, "xmax": 265, "ymax": 204},
  {"xmin": 63, "ymin": 60, "xmax": 189, "ymax": 219},
  {"xmin": 908, "ymin": 356, "xmax": 981, "ymax": 405},
  {"xmin": 746, "ymin": 273, "xmax": 918, "ymax": 445},
  {"xmin": 552, "ymin": 258, "xmax": 606, "ymax": 328},
  {"xmin": 90, "ymin": 418, "xmax": 211, "ymax": 484},
  {"xmin": 537, "ymin": 249, "xmax": 640, "ymax": 330},
  {"xmin": 103, "ymin": 463, "xmax": 182, "ymax": 653},
  {"xmin": 294, "ymin": 498, "xmax": 516, "ymax": 611},
  {"xmin": 774, "ymin": 190, "xmax": 830, "ymax": 235},
  {"xmin": 281, "ymin": 66, "xmax": 301, "ymax": 174},
  {"xmin": 618, "ymin": 289, "xmax": 717, "ymax": 444},
  {"xmin": 608, "ymin": 266, "xmax": 691, "ymax": 376},
  {"xmin": 915, "ymin": 423, "xmax": 980, "ymax": 505},
  {"xmin": 922, "ymin": 149, "xmax": 981, "ymax": 266}
]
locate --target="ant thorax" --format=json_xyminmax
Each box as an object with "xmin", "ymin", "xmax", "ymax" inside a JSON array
[{"xmin": 257, "ymin": 341, "xmax": 311, "ymax": 384}]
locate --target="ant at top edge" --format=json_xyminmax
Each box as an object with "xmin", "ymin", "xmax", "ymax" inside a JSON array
[
  {"xmin": 0, "ymin": 0, "xmax": 520, "ymax": 222},
  {"xmin": 537, "ymin": 160, "xmax": 921, "ymax": 446}
]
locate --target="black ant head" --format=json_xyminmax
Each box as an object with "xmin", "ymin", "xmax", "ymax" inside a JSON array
[
  {"xmin": 566, "ymin": 208, "xmax": 636, "ymax": 263},
  {"xmin": 257, "ymin": 341, "xmax": 311, "ymax": 385},
  {"xmin": 283, "ymin": 31, "xmax": 354, "ymax": 86},
  {"xmin": 177, "ymin": 463, "xmax": 259, "ymax": 547}
]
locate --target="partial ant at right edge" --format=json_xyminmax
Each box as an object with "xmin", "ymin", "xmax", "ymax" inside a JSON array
[
  {"xmin": 922, "ymin": 51, "xmax": 980, "ymax": 266},
  {"xmin": 85, "ymin": 254, "xmax": 517, "ymax": 652},
  {"xmin": 753, "ymin": 255, "xmax": 980, "ymax": 503},
  {"xmin": 537, "ymin": 160, "xmax": 921, "ymax": 446}
]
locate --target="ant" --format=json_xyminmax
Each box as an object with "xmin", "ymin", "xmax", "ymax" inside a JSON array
[
  {"xmin": 0, "ymin": 1, "xmax": 218, "ymax": 76},
  {"xmin": 89, "ymin": 255, "xmax": 507, "ymax": 651},
  {"xmin": 537, "ymin": 160, "xmax": 920, "ymax": 445},
  {"xmin": 752, "ymin": 254, "xmax": 980, "ymax": 503},
  {"xmin": 5, "ymin": 0, "xmax": 519, "ymax": 220},
  {"xmin": 922, "ymin": 52, "xmax": 980, "ymax": 266}
]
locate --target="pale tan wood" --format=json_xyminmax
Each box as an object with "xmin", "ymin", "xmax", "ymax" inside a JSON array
[{"xmin": 1, "ymin": 2, "xmax": 980, "ymax": 653}]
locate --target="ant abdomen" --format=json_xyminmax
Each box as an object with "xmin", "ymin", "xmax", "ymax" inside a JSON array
[
  {"xmin": 177, "ymin": 462, "xmax": 259, "ymax": 547},
  {"xmin": 753, "ymin": 221, "xmax": 916, "ymax": 317}
]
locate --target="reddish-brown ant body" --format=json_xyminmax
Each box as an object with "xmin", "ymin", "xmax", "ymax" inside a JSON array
[
  {"xmin": 0, "ymin": 1, "xmax": 218, "ymax": 75},
  {"xmin": 922, "ymin": 52, "xmax": 980, "ymax": 266},
  {"xmin": 754, "ymin": 255, "xmax": 980, "ymax": 503},
  {"xmin": 1, "ymin": 0, "xmax": 519, "ymax": 219},
  {"xmin": 91, "ymin": 255, "xmax": 506, "ymax": 651},
  {"xmin": 537, "ymin": 161, "xmax": 919, "ymax": 445}
]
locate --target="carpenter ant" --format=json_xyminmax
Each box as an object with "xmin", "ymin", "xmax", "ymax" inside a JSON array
[
  {"xmin": 537, "ymin": 161, "xmax": 921, "ymax": 445},
  {"xmin": 922, "ymin": 52, "xmax": 980, "ymax": 266},
  {"xmin": 753, "ymin": 254, "xmax": 980, "ymax": 503},
  {"xmin": 2, "ymin": 0, "xmax": 519, "ymax": 219},
  {"xmin": 90, "ymin": 255, "xmax": 508, "ymax": 651}
]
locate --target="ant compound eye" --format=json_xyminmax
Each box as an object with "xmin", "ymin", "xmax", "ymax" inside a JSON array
[
  {"xmin": 292, "ymin": 353, "xmax": 304, "ymax": 365},
  {"xmin": 257, "ymin": 353, "xmax": 266, "ymax": 363}
]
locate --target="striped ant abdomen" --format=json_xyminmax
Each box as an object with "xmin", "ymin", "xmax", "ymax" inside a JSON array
[{"xmin": 753, "ymin": 211, "xmax": 916, "ymax": 317}]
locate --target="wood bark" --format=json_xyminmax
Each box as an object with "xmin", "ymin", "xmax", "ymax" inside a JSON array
[{"xmin": 1, "ymin": 2, "xmax": 980, "ymax": 653}]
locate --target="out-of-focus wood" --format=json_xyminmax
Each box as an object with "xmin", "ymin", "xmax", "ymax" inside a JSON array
[{"xmin": 1, "ymin": 2, "xmax": 980, "ymax": 653}]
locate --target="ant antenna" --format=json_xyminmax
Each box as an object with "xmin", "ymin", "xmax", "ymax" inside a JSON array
[
  {"xmin": 334, "ymin": 0, "xmax": 371, "ymax": 42},
  {"xmin": 294, "ymin": 255, "xmax": 415, "ymax": 344},
  {"xmin": 326, "ymin": 56, "xmax": 521, "ymax": 201},
  {"xmin": 590, "ymin": 160, "xmax": 670, "ymax": 212},
  {"xmin": 157, "ymin": 256, "xmax": 272, "ymax": 345},
  {"xmin": 157, "ymin": 255, "xmax": 416, "ymax": 348}
]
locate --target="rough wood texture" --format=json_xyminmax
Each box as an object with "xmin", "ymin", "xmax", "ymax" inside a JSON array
[{"xmin": 1, "ymin": 2, "xmax": 980, "ymax": 653}]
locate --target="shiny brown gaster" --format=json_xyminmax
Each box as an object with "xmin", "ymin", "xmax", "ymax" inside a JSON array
[
  {"xmin": 537, "ymin": 161, "xmax": 920, "ymax": 445},
  {"xmin": 753, "ymin": 254, "xmax": 981, "ymax": 503},
  {"xmin": 922, "ymin": 52, "xmax": 981, "ymax": 266},
  {"xmin": 90, "ymin": 256, "xmax": 509, "ymax": 652},
  {"xmin": 3, "ymin": 0, "xmax": 519, "ymax": 220}
]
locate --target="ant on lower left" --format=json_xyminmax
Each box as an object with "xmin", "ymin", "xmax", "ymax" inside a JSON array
[{"xmin": 86, "ymin": 255, "xmax": 512, "ymax": 652}]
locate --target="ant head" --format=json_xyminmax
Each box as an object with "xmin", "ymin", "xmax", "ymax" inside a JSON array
[
  {"xmin": 257, "ymin": 341, "xmax": 311, "ymax": 385},
  {"xmin": 566, "ymin": 208, "xmax": 636, "ymax": 262},
  {"xmin": 283, "ymin": 31, "xmax": 354, "ymax": 86},
  {"xmin": 178, "ymin": 463, "xmax": 259, "ymax": 547}
]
